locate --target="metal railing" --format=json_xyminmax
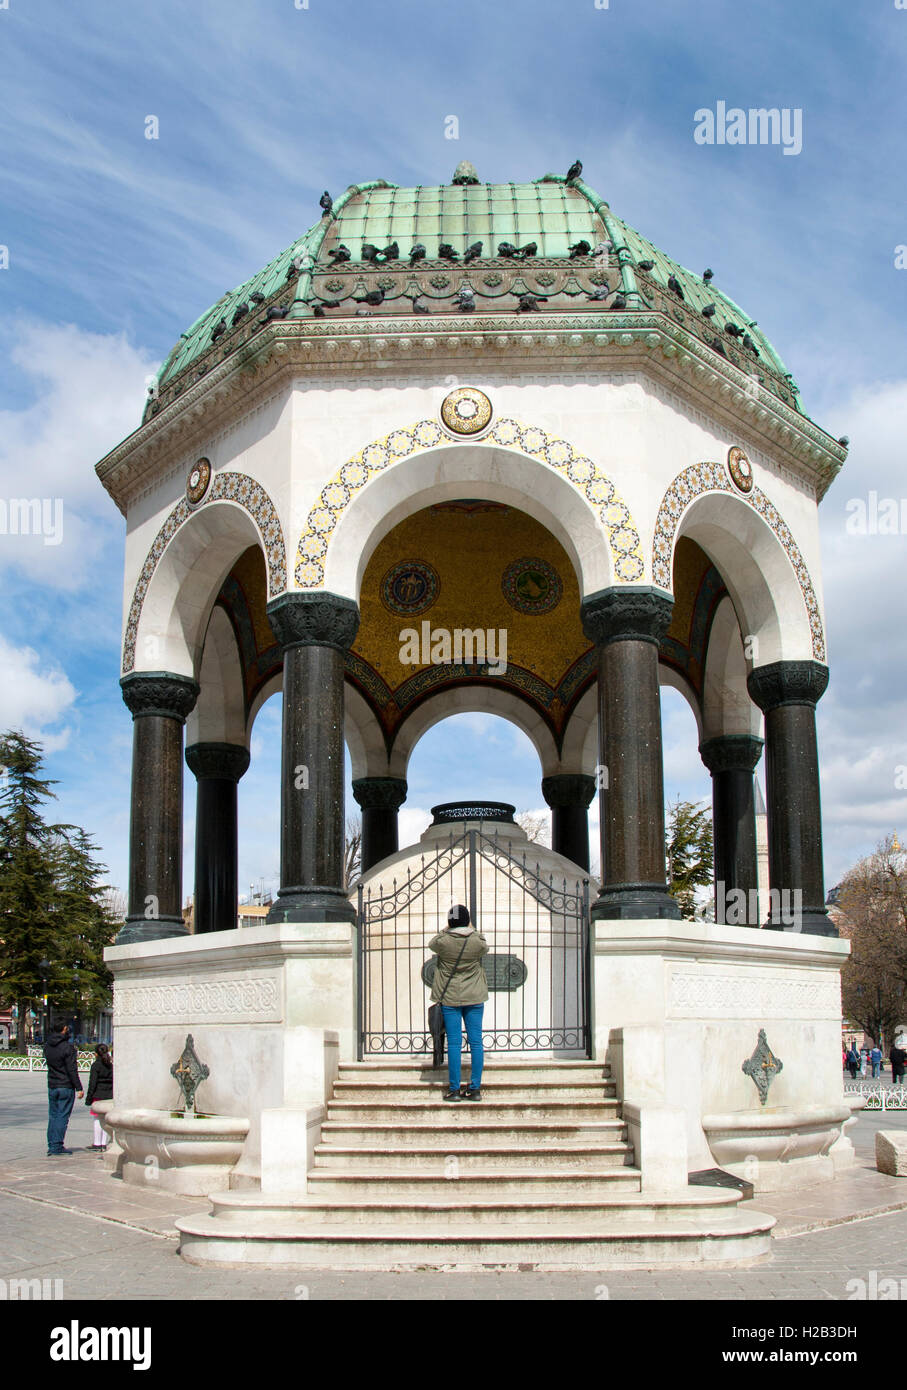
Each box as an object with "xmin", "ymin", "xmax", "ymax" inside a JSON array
[
  {"xmin": 0, "ymin": 1051, "xmax": 108, "ymax": 1073},
  {"xmin": 358, "ymin": 827, "xmax": 590, "ymax": 1058},
  {"xmin": 844, "ymin": 1082, "xmax": 907, "ymax": 1110}
]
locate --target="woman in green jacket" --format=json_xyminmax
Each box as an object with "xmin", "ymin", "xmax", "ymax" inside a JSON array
[{"xmin": 429, "ymin": 904, "xmax": 489, "ymax": 1102}]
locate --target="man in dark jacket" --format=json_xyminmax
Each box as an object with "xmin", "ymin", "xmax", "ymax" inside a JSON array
[
  {"xmin": 890, "ymin": 1043, "xmax": 906, "ymax": 1085},
  {"xmin": 43, "ymin": 1024, "xmax": 83, "ymax": 1155}
]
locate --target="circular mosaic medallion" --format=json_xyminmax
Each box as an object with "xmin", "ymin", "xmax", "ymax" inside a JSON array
[
  {"xmin": 186, "ymin": 458, "xmax": 211, "ymax": 505},
  {"xmin": 440, "ymin": 387, "xmax": 493, "ymax": 436},
  {"xmin": 381, "ymin": 560, "xmax": 440, "ymax": 615},
  {"xmin": 727, "ymin": 445, "xmax": 754, "ymax": 494},
  {"xmin": 501, "ymin": 557, "xmax": 563, "ymax": 615}
]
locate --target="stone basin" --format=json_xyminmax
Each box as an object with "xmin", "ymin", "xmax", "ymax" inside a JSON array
[
  {"xmin": 106, "ymin": 1107, "xmax": 250, "ymax": 1194},
  {"xmin": 702, "ymin": 1103, "xmax": 852, "ymax": 1192}
]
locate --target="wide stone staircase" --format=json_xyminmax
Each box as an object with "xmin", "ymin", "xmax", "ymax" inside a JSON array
[{"xmin": 176, "ymin": 1059, "xmax": 775, "ymax": 1269}]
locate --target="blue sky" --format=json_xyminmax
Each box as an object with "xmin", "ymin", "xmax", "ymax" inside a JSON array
[{"xmin": 1, "ymin": 0, "xmax": 905, "ymax": 901}]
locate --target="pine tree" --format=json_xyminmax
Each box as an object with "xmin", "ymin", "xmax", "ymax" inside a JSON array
[
  {"xmin": 51, "ymin": 828, "xmax": 117, "ymax": 1030},
  {"xmin": 0, "ymin": 732, "xmax": 65, "ymax": 1051},
  {"xmin": 665, "ymin": 797, "xmax": 714, "ymax": 920}
]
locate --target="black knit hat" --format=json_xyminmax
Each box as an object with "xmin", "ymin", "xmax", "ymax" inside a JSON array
[{"xmin": 447, "ymin": 903, "xmax": 471, "ymax": 928}]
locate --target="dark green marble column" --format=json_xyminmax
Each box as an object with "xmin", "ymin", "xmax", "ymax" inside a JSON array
[
  {"xmin": 581, "ymin": 588, "xmax": 680, "ymax": 921},
  {"xmin": 747, "ymin": 661, "xmax": 834, "ymax": 936},
  {"xmin": 352, "ymin": 777, "xmax": 407, "ymax": 875},
  {"xmin": 699, "ymin": 734, "xmax": 763, "ymax": 926},
  {"xmin": 118, "ymin": 672, "xmax": 199, "ymax": 944},
  {"xmin": 541, "ymin": 774, "xmax": 596, "ymax": 871},
  {"xmin": 267, "ymin": 592, "xmax": 359, "ymax": 924},
  {"xmin": 185, "ymin": 742, "xmax": 250, "ymax": 934}
]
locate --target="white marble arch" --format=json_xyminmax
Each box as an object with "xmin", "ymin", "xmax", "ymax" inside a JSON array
[
  {"xmin": 701, "ymin": 595, "xmax": 762, "ymax": 743},
  {"xmin": 658, "ymin": 664, "xmax": 704, "ymax": 741},
  {"xmin": 321, "ymin": 441, "xmax": 614, "ymax": 605},
  {"xmin": 669, "ymin": 492, "xmax": 815, "ymax": 666},
  {"xmin": 244, "ymin": 675, "xmax": 390, "ymax": 787},
  {"xmin": 187, "ymin": 605, "xmax": 248, "ymax": 747},
  {"xmin": 131, "ymin": 501, "xmax": 268, "ymax": 680},
  {"xmin": 381, "ymin": 684, "xmax": 557, "ymax": 781},
  {"xmin": 559, "ymin": 685, "xmax": 599, "ymax": 778}
]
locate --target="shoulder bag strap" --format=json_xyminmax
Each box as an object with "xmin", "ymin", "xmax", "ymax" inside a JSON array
[{"xmin": 437, "ymin": 935, "xmax": 470, "ymax": 1006}]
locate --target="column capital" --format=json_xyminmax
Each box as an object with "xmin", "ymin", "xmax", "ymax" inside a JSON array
[
  {"xmin": 541, "ymin": 773, "xmax": 596, "ymax": 809},
  {"xmin": 186, "ymin": 741, "xmax": 251, "ymax": 783},
  {"xmin": 352, "ymin": 777, "xmax": 408, "ymax": 812},
  {"xmin": 120, "ymin": 671, "xmax": 199, "ymax": 721},
  {"xmin": 747, "ymin": 661, "xmax": 829, "ymax": 713},
  {"xmin": 266, "ymin": 591, "xmax": 360, "ymax": 652},
  {"xmin": 700, "ymin": 734, "xmax": 764, "ymax": 776},
  {"xmin": 581, "ymin": 586, "xmax": 674, "ymax": 647}
]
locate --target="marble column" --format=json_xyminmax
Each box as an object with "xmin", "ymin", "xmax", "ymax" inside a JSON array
[
  {"xmin": 699, "ymin": 734, "xmax": 763, "ymax": 926},
  {"xmin": 541, "ymin": 773, "xmax": 596, "ymax": 871},
  {"xmin": 581, "ymin": 588, "xmax": 680, "ymax": 920},
  {"xmin": 747, "ymin": 661, "xmax": 834, "ymax": 936},
  {"xmin": 185, "ymin": 742, "xmax": 250, "ymax": 933},
  {"xmin": 352, "ymin": 777, "xmax": 408, "ymax": 876},
  {"xmin": 118, "ymin": 672, "xmax": 199, "ymax": 944},
  {"xmin": 266, "ymin": 592, "xmax": 359, "ymax": 924}
]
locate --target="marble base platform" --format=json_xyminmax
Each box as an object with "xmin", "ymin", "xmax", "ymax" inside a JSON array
[{"xmin": 596, "ymin": 919, "xmax": 852, "ymax": 1193}]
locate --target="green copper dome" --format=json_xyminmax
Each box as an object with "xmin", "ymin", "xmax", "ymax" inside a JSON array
[{"xmin": 149, "ymin": 169, "xmax": 800, "ymax": 415}]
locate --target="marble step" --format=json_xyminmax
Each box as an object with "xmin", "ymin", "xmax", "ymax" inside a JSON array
[
  {"xmin": 205, "ymin": 1186, "xmax": 743, "ymax": 1230},
  {"xmin": 177, "ymin": 1209, "xmax": 776, "ymax": 1270},
  {"xmin": 319, "ymin": 1119, "xmax": 628, "ymax": 1148},
  {"xmin": 331, "ymin": 1079, "xmax": 617, "ymax": 1102},
  {"xmin": 340, "ymin": 1061, "xmax": 609, "ymax": 1085},
  {"xmin": 312, "ymin": 1142, "xmax": 634, "ymax": 1172},
  {"xmin": 325, "ymin": 1098, "xmax": 621, "ymax": 1124},
  {"xmin": 305, "ymin": 1168, "xmax": 642, "ymax": 1199}
]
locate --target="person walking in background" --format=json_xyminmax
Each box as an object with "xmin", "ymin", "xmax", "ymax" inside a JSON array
[
  {"xmin": 870, "ymin": 1043, "xmax": 882, "ymax": 1079},
  {"xmin": 85, "ymin": 1043, "xmax": 113, "ymax": 1151},
  {"xmin": 429, "ymin": 904, "xmax": 489, "ymax": 1102},
  {"xmin": 43, "ymin": 1024, "xmax": 83, "ymax": 1156},
  {"xmin": 846, "ymin": 1046, "xmax": 860, "ymax": 1079},
  {"xmin": 860, "ymin": 1049, "xmax": 868, "ymax": 1077},
  {"xmin": 890, "ymin": 1042, "xmax": 906, "ymax": 1085}
]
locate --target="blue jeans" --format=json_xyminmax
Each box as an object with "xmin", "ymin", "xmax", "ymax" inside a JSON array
[
  {"xmin": 47, "ymin": 1088, "xmax": 75, "ymax": 1153},
  {"xmin": 442, "ymin": 1004, "xmax": 484, "ymax": 1092}
]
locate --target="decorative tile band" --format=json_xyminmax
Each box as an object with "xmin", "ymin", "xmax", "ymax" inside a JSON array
[
  {"xmin": 122, "ymin": 472, "xmax": 287, "ymax": 674},
  {"xmin": 669, "ymin": 970, "xmax": 840, "ymax": 1018},
  {"xmin": 652, "ymin": 461, "xmax": 825, "ymax": 663},
  {"xmin": 293, "ymin": 417, "xmax": 645, "ymax": 589},
  {"xmin": 115, "ymin": 975, "xmax": 281, "ymax": 1023}
]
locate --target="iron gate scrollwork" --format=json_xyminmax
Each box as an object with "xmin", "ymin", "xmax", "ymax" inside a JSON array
[{"xmin": 356, "ymin": 828, "xmax": 590, "ymax": 1057}]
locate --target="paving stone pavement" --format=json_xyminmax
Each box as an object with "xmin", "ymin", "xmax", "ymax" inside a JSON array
[{"xmin": 3, "ymin": 1073, "xmax": 906, "ymax": 1300}]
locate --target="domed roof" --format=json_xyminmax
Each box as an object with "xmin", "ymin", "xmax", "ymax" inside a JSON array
[{"xmin": 150, "ymin": 167, "xmax": 800, "ymax": 415}]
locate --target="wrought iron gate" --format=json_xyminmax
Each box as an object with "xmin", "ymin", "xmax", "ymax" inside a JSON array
[{"xmin": 357, "ymin": 826, "xmax": 590, "ymax": 1058}]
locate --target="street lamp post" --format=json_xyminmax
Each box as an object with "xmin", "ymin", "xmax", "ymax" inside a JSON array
[
  {"xmin": 72, "ymin": 967, "xmax": 80, "ymax": 1044},
  {"xmin": 39, "ymin": 957, "xmax": 49, "ymax": 1042}
]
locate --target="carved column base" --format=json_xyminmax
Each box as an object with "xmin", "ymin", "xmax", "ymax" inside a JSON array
[
  {"xmin": 117, "ymin": 917, "xmax": 188, "ymax": 946},
  {"xmin": 591, "ymin": 883, "xmax": 682, "ymax": 921},
  {"xmin": 267, "ymin": 886, "xmax": 356, "ymax": 925}
]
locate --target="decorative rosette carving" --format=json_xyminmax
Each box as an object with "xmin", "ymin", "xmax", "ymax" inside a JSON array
[{"xmin": 186, "ymin": 458, "xmax": 212, "ymax": 505}]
